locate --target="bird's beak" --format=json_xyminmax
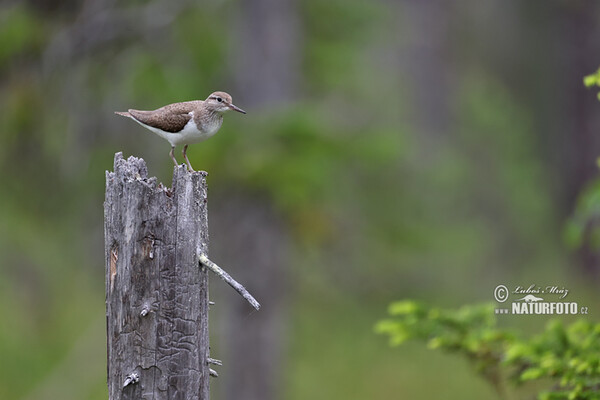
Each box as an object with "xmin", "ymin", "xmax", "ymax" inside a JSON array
[{"xmin": 228, "ymin": 103, "xmax": 246, "ymax": 114}]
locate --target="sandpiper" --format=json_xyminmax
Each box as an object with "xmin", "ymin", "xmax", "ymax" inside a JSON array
[{"xmin": 115, "ymin": 91, "xmax": 246, "ymax": 171}]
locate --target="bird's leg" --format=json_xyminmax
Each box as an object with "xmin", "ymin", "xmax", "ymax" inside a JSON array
[
  {"xmin": 182, "ymin": 144, "xmax": 195, "ymax": 172},
  {"xmin": 169, "ymin": 146, "xmax": 178, "ymax": 167}
]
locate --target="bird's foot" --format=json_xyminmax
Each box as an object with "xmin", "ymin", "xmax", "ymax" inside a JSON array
[{"xmin": 185, "ymin": 162, "xmax": 195, "ymax": 172}]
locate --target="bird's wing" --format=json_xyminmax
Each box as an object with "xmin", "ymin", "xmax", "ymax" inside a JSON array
[{"xmin": 128, "ymin": 102, "xmax": 197, "ymax": 133}]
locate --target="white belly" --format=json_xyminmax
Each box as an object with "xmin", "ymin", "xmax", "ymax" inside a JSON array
[{"xmin": 133, "ymin": 113, "xmax": 221, "ymax": 147}]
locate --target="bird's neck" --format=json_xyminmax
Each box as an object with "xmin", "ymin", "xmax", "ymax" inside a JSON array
[
  {"xmin": 207, "ymin": 110, "xmax": 223, "ymax": 124},
  {"xmin": 198, "ymin": 108, "xmax": 221, "ymax": 120},
  {"xmin": 196, "ymin": 110, "xmax": 223, "ymax": 131}
]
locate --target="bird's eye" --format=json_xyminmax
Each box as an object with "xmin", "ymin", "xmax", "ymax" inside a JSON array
[{"xmin": 216, "ymin": 97, "xmax": 222, "ymax": 103}]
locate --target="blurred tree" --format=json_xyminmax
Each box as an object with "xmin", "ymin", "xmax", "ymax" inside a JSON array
[
  {"xmin": 209, "ymin": 2, "xmax": 301, "ymax": 400},
  {"xmin": 231, "ymin": 0, "xmax": 301, "ymax": 107},
  {"xmin": 211, "ymin": 195, "xmax": 290, "ymax": 400},
  {"xmin": 552, "ymin": 2, "xmax": 600, "ymax": 278},
  {"xmin": 397, "ymin": 0, "xmax": 456, "ymax": 145}
]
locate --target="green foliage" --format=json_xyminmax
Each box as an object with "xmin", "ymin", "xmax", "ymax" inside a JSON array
[
  {"xmin": 376, "ymin": 301, "xmax": 600, "ymax": 399},
  {"xmin": 565, "ymin": 168, "xmax": 600, "ymax": 250},
  {"xmin": 584, "ymin": 67, "xmax": 600, "ymax": 101},
  {"xmin": 0, "ymin": 4, "xmax": 43, "ymax": 67}
]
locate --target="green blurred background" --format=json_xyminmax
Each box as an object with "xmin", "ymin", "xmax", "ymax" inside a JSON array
[{"xmin": 1, "ymin": 1, "xmax": 600, "ymax": 399}]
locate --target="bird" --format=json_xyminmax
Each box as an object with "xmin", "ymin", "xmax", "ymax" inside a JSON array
[{"xmin": 115, "ymin": 91, "xmax": 246, "ymax": 171}]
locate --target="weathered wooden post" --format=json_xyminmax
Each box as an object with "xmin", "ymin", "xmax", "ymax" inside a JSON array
[
  {"xmin": 104, "ymin": 153, "xmax": 210, "ymax": 399},
  {"xmin": 104, "ymin": 152, "xmax": 260, "ymax": 399}
]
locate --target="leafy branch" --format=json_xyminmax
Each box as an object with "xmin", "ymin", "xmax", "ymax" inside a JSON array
[{"xmin": 375, "ymin": 301, "xmax": 600, "ymax": 399}]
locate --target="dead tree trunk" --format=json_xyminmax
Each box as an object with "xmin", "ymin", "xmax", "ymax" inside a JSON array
[{"xmin": 104, "ymin": 153, "xmax": 210, "ymax": 400}]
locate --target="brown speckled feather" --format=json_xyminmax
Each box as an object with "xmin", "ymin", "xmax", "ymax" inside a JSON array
[
  {"xmin": 114, "ymin": 91, "xmax": 245, "ymax": 170},
  {"xmin": 127, "ymin": 101, "xmax": 204, "ymax": 133}
]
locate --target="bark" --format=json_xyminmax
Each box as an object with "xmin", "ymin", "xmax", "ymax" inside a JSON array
[{"xmin": 104, "ymin": 152, "xmax": 210, "ymax": 400}]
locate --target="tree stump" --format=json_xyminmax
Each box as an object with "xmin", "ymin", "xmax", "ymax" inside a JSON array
[{"xmin": 104, "ymin": 153, "xmax": 210, "ymax": 400}]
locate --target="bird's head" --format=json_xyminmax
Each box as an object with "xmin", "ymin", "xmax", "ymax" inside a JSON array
[{"xmin": 205, "ymin": 91, "xmax": 246, "ymax": 114}]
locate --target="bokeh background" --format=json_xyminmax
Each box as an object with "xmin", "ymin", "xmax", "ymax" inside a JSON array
[{"xmin": 2, "ymin": 1, "xmax": 600, "ymax": 399}]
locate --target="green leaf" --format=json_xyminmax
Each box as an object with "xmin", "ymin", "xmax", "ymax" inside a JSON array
[
  {"xmin": 583, "ymin": 68, "xmax": 600, "ymax": 102},
  {"xmin": 521, "ymin": 367, "xmax": 544, "ymax": 381},
  {"xmin": 583, "ymin": 74, "xmax": 598, "ymax": 88},
  {"xmin": 388, "ymin": 300, "xmax": 421, "ymax": 316}
]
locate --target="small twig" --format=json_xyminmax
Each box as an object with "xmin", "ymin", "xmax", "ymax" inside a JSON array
[
  {"xmin": 209, "ymin": 368, "xmax": 219, "ymax": 378},
  {"xmin": 123, "ymin": 372, "xmax": 139, "ymax": 388},
  {"xmin": 207, "ymin": 357, "xmax": 223, "ymax": 366},
  {"xmin": 198, "ymin": 253, "xmax": 260, "ymax": 311}
]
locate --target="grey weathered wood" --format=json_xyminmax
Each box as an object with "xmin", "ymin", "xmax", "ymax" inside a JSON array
[
  {"xmin": 104, "ymin": 152, "xmax": 210, "ymax": 400},
  {"xmin": 198, "ymin": 254, "xmax": 260, "ymax": 311}
]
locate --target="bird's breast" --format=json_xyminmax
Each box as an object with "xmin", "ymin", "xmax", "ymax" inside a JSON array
[
  {"xmin": 193, "ymin": 113, "xmax": 223, "ymax": 141},
  {"xmin": 164, "ymin": 113, "xmax": 222, "ymax": 146},
  {"xmin": 201, "ymin": 118, "xmax": 223, "ymax": 138}
]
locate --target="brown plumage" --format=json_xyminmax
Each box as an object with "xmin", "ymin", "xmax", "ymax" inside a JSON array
[{"xmin": 115, "ymin": 91, "xmax": 245, "ymax": 171}]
